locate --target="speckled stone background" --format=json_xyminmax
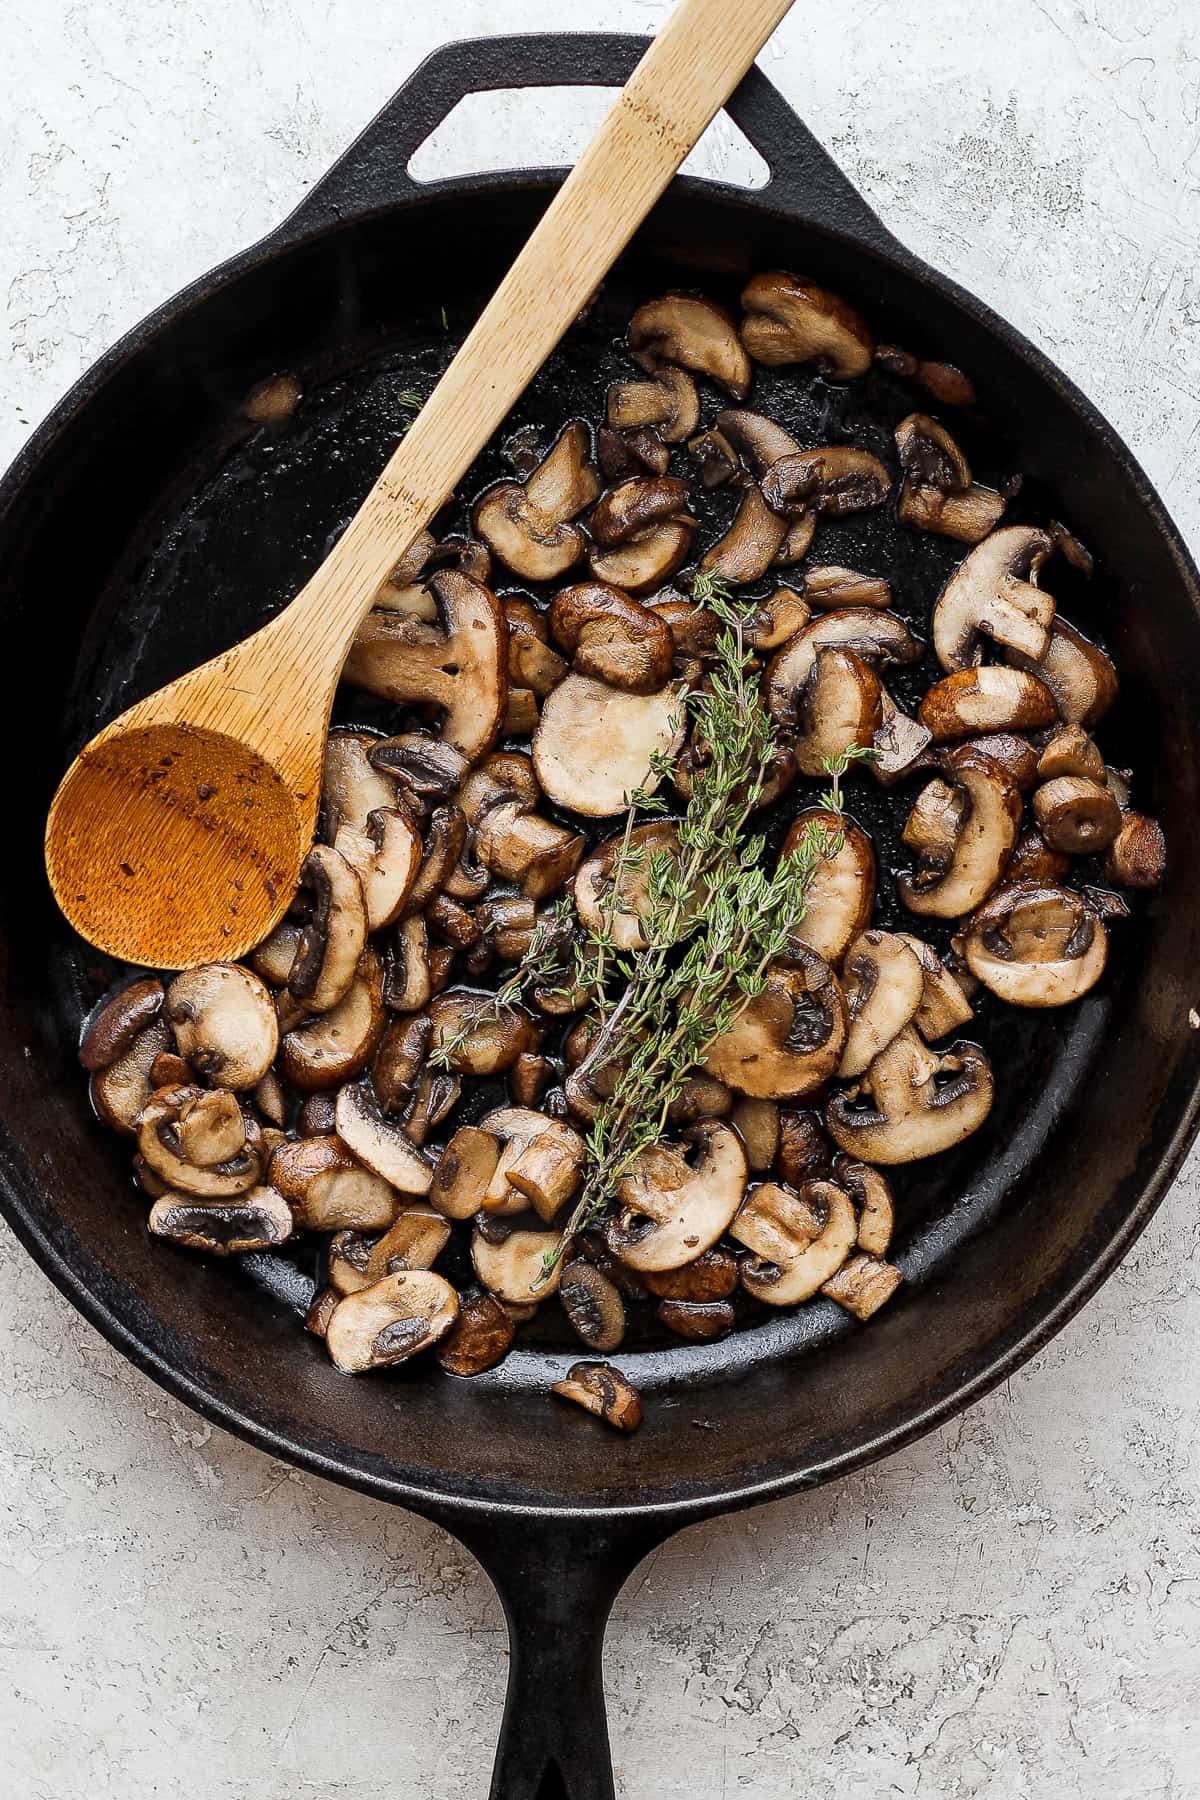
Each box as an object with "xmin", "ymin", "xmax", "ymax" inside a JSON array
[{"xmin": 3, "ymin": 3, "xmax": 1199, "ymax": 1795}]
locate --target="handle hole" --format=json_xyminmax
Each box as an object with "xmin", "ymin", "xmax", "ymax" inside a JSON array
[{"xmin": 407, "ymin": 88, "xmax": 770, "ymax": 189}]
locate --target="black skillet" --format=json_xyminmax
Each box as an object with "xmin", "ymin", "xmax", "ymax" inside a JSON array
[{"xmin": 2, "ymin": 33, "xmax": 1199, "ymax": 1800}]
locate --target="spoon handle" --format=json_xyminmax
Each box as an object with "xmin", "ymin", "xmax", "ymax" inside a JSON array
[{"xmin": 288, "ymin": 0, "xmax": 796, "ymax": 663}]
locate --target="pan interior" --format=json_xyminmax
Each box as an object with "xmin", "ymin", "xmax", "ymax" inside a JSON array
[{"xmin": 4, "ymin": 180, "xmax": 1199, "ymax": 1514}]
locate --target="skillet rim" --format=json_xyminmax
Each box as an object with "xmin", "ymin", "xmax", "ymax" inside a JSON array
[{"xmin": 2, "ymin": 166, "xmax": 1199, "ymax": 1526}]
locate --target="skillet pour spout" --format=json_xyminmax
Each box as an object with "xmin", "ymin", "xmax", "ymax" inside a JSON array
[{"xmin": 3, "ymin": 32, "xmax": 1200, "ymax": 1800}]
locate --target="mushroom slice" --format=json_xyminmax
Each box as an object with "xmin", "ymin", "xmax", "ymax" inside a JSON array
[
  {"xmin": 826, "ymin": 1026, "xmax": 994, "ymax": 1164},
  {"xmin": 745, "ymin": 586, "xmax": 812, "ymax": 650},
  {"xmin": 740, "ymin": 272, "xmax": 874, "ymax": 380},
  {"xmin": 332, "ymin": 808, "xmax": 420, "ymax": 931},
  {"xmin": 279, "ymin": 949, "xmax": 385, "ymax": 1091},
  {"xmin": 138, "ymin": 1085, "xmax": 263, "ymax": 1198},
  {"xmin": 761, "ymin": 448, "xmax": 892, "ymax": 521},
  {"xmin": 961, "ymin": 732, "xmax": 1040, "ymax": 792},
  {"xmin": 165, "ymin": 964, "xmax": 278, "ymax": 1091},
  {"xmin": 642, "ymin": 1246, "xmax": 738, "ymax": 1302},
  {"xmin": 896, "ymin": 935, "xmax": 975, "ymax": 1041},
  {"xmin": 587, "ymin": 477, "xmax": 697, "ymax": 594},
  {"xmin": 895, "ymin": 413, "xmax": 1006, "ymax": 544},
  {"xmin": 326, "ymin": 1270, "xmax": 458, "ymax": 1374},
  {"xmin": 472, "ymin": 1221, "xmax": 564, "ymax": 1303},
  {"xmin": 793, "ymin": 648, "xmax": 882, "ymax": 778},
  {"xmin": 606, "ymin": 366, "xmax": 699, "ymax": 442},
  {"xmin": 534, "ymin": 674, "xmax": 685, "ymax": 817},
  {"xmin": 833, "ymin": 1155, "xmax": 895, "ymax": 1257},
  {"xmin": 552, "ymin": 1362, "xmax": 643, "ymax": 1432},
  {"xmin": 776, "ymin": 1109, "xmax": 833, "ymax": 1186},
  {"xmin": 479, "ymin": 1106, "xmax": 586, "ymax": 1223},
  {"xmin": 1104, "ymin": 813, "xmax": 1167, "ymax": 891},
  {"xmin": 383, "ymin": 916, "xmax": 433, "ymax": 1015},
  {"xmin": 322, "ymin": 728, "xmax": 398, "ymax": 837},
  {"xmin": 898, "ymin": 747, "xmax": 1021, "ymax": 919},
  {"xmin": 344, "ymin": 570, "xmax": 507, "ymax": 763},
  {"xmin": 1032, "ymin": 776, "xmax": 1121, "ymax": 854},
  {"xmin": 1008, "ymin": 826, "xmax": 1071, "ymax": 884},
  {"xmin": 427, "ymin": 990, "xmax": 538, "ymax": 1077},
  {"xmin": 1008, "ymin": 619, "xmax": 1117, "ymax": 727},
  {"xmin": 766, "ymin": 609, "xmax": 921, "ymax": 726},
  {"xmin": 781, "ymin": 810, "xmax": 876, "ymax": 965},
  {"xmin": 249, "ymin": 921, "xmax": 304, "ymax": 988},
  {"xmin": 430, "ymin": 1126, "xmax": 504, "ymax": 1221},
  {"xmin": 628, "ymin": 292, "xmax": 751, "ymax": 398},
  {"xmin": 287, "ymin": 845, "xmax": 368, "ymax": 1014},
  {"xmin": 91, "ymin": 1018, "xmax": 173, "ymax": 1135},
  {"xmin": 473, "ymin": 421, "xmax": 600, "ymax": 582},
  {"xmin": 821, "ymin": 1251, "xmax": 903, "ymax": 1320},
  {"xmin": 549, "ymin": 581, "xmax": 675, "ymax": 696},
  {"xmin": 334, "ymin": 1081, "xmax": 434, "ymax": 1195},
  {"xmin": 932, "ymin": 526, "xmax": 1055, "ymax": 672},
  {"xmin": 436, "ymin": 1290, "xmax": 516, "ymax": 1376},
  {"xmin": 506, "ymin": 605, "xmax": 569, "ymax": 701},
  {"xmin": 712, "ymin": 407, "xmax": 802, "ymax": 473},
  {"xmin": 574, "ymin": 820, "xmax": 682, "ymax": 951},
  {"xmin": 362, "ymin": 1206, "xmax": 451, "ymax": 1282},
  {"xmin": 367, "ymin": 732, "xmax": 471, "ymax": 811},
  {"xmin": 704, "ymin": 948, "xmax": 847, "ymax": 1100},
  {"xmin": 175, "ymin": 1087, "xmax": 247, "ymax": 1166},
  {"xmin": 271, "ymin": 1136, "xmax": 399, "ymax": 1231},
  {"xmin": 327, "ymin": 1229, "xmax": 374, "ymax": 1295},
  {"xmin": 80, "ymin": 978, "xmax": 164, "ymax": 1072},
  {"xmin": 730, "ymin": 1097, "xmax": 780, "ymax": 1174},
  {"xmin": 918, "ymin": 667, "xmax": 1057, "ymax": 741},
  {"xmin": 606, "ymin": 1119, "xmax": 747, "ymax": 1273},
  {"xmin": 699, "ymin": 485, "xmax": 789, "ymax": 585},
  {"xmin": 148, "ymin": 1186, "xmax": 292, "ymax": 1256},
  {"xmin": 872, "ymin": 687, "xmax": 934, "ymax": 785},
  {"xmin": 656, "ymin": 1299, "xmax": 735, "ymax": 1342},
  {"xmin": 961, "ymin": 883, "xmax": 1108, "ymax": 1008},
  {"xmin": 687, "ymin": 426, "xmax": 740, "ymax": 488},
  {"xmin": 1036, "ymin": 725, "xmax": 1105, "ymax": 784},
  {"xmin": 559, "ymin": 1260, "xmax": 626, "ymax": 1352},
  {"xmin": 803, "ymin": 566, "xmax": 893, "ymax": 611},
  {"xmin": 838, "ymin": 932, "xmax": 925, "ymax": 1078},
  {"xmin": 732, "ymin": 1178, "xmax": 857, "ymax": 1305}
]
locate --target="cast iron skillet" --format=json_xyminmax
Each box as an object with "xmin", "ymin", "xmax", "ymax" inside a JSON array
[{"xmin": 2, "ymin": 33, "xmax": 1199, "ymax": 1799}]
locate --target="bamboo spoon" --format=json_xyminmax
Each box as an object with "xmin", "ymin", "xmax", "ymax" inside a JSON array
[{"xmin": 46, "ymin": 0, "xmax": 796, "ymax": 969}]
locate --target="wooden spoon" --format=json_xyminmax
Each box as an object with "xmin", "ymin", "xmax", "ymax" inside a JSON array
[{"xmin": 46, "ymin": 0, "xmax": 796, "ymax": 969}]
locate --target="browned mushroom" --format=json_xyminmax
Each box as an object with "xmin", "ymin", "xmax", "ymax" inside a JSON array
[
  {"xmin": 607, "ymin": 1120, "xmax": 747, "ymax": 1271},
  {"xmin": 1104, "ymin": 813, "xmax": 1167, "ymax": 891},
  {"xmin": 165, "ymin": 964, "xmax": 279, "ymax": 1090},
  {"xmin": 802, "ymin": 566, "xmax": 893, "ymax": 610},
  {"xmin": 326, "ymin": 1270, "xmax": 459, "ymax": 1373},
  {"xmin": 552, "ymin": 1362, "xmax": 643, "ymax": 1432},
  {"xmin": 961, "ymin": 883, "xmax": 1108, "ymax": 1007},
  {"xmin": 699, "ymin": 485, "xmax": 789, "ymax": 585},
  {"xmin": 559, "ymin": 1259, "xmax": 626, "ymax": 1352},
  {"xmin": 781, "ymin": 810, "xmax": 876, "ymax": 965},
  {"xmin": 426, "ymin": 990, "xmax": 537, "ymax": 1076},
  {"xmin": 138, "ymin": 1085, "xmax": 263, "ymax": 1198},
  {"xmin": 477, "ymin": 1106, "xmax": 585, "ymax": 1223},
  {"xmin": 1007, "ymin": 618, "xmax": 1117, "ymax": 727},
  {"xmin": 740, "ymin": 272, "xmax": 874, "ymax": 379},
  {"xmin": 1032, "ymin": 776, "xmax": 1121, "ymax": 854},
  {"xmin": 898, "ymin": 747, "xmax": 1021, "ymax": 919},
  {"xmin": 961, "ymin": 732, "xmax": 1040, "ymax": 792},
  {"xmin": 1007, "ymin": 827, "xmax": 1071, "ymax": 884},
  {"xmin": 1036, "ymin": 725, "xmax": 1105, "ymax": 784},
  {"xmin": 895, "ymin": 413, "xmax": 1007, "ymax": 543},
  {"xmin": 473, "ymin": 421, "xmax": 600, "ymax": 581},
  {"xmin": 932, "ymin": 527, "xmax": 1055, "ymax": 672},
  {"xmin": 766, "ymin": 610, "xmax": 921, "ymax": 727},
  {"xmin": 918, "ymin": 667, "xmax": 1057, "ymax": 741},
  {"xmin": 279, "ymin": 948, "xmax": 386, "ymax": 1091},
  {"xmin": 838, "ymin": 931, "xmax": 926, "ymax": 1078},
  {"xmin": 549, "ymin": 581, "xmax": 675, "ymax": 694},
  {"xmin": 435, "ymin": 1289, "xmax": 516, "ymax": 1376},
  {"xmin": 761, "ymin": 447, "xmax": 892, "ymax": 521},
  {"xmin": 791, "ymin": 648, "xmax": 882, "ymax": 777},
  {"xmin": 629, "ymin": 293, "xmax": 751, "ymax": 398},
  {"xmin": 826, "ymin": 1027, "xmax": 994, "ymax": 1163},
  {"xmin": 79, "ymin": 978, "xmax": 164, "ymax": 1073},
  {"xmin": 332, "ymin": 808, "xmax": 421, "ymax": 932},
  {"xmin": 731, "ymin": 1178, "xmax": 857, "ymax": 1304},
  {"xmin": 533, "ymin": 673, "xmax": 685, "ymax": 817},
  {"xmin": 148, "ymin": 1187, "xmax": 293, "ymax": 1256},
  {"xmin": 587, "ymin": 477, "xmax": 697, "ymax": 594},
  {"xmin": 606, "ymin": 365, "xmax": 699, "ymax": 442},
  {"xmin": 821, "ymin": 1252, "xmax": 903, "ymax": 1320},
  {"xmin": 574, "ymin": 820, "xmax": 682, "ymax": 951},
  {"xmin": 704, "ymin": 948, "xmax": 848, "ymax": 1099},
  {"xmin": 286, "ymin": 845, "xmax": 368, "ymax": 1014},
  {"xmin": 428, "ymin": 1125, "xmax": 504, "ymax": 1221}
]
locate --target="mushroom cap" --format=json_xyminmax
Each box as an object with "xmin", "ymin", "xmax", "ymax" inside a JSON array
[
  {"xmin": 765, "ymin": 609, "xmax": 921, "ymax": 725},
  {"xmin": 962, "ymin": 882, "xmax": 1108, "ymax": 1008},
  {"xmin": 792, "ymin": 648, "xmax": 882, "ymax": 778},
  {"xmin": 896, "ymin": 934, "xmax": 975, "ymax": 1041},
  {"xmin": 606, "ymin": 1119, "xmax": 747, "ymax": 1273},
  {"xmin": 1032, "ymin": 775, "xmax": 1121, "ymax": 854},
  {"xmin": 932, "ymin": 526, "xmax": 1055, "ymax": 673},
  {"xmin": 826, "ymin": 1027, "xmax": 994, "ymax": 1164},
  {"xmin": 838, "ymin": 931, "xmax": 926, "ymax": 1078},
  {"xmin": 326, "ymin": 1270, "xmax": 459, "ymax": 1373},
  {"xmin": 79, "ymin": 977, "xmax": 164, "ymax": 1073},
  {"xmin": 588, "ymin": 519, "xmax": 695, "ymax": 594},
  {"xmin": 588, "ymin": 477, "xmax": 691, "ymax": 548},
  {"xmin": 473, "ymin": 422, "xmax": 599, "ymax": 582},
  {"xmin": 740, "ymin": 272, "xmax": 874, "ymax": 379},
  {"xmin": 427, "ymin": 989, "xmax": 538, "ymax": 1075},
  {"xmin": 165, "ymin": 964, "xmax": 278, "ymax": 1091},
  {"xmin": 1104, "ymin": 812, "xmax": 1166, "ymax": 891},
  {"xmin": 802, "ymin": 566, "xmax": 893, "ymax": 611},
  {"xmin": 435, "ymin": 1290, "xmax": 516, "ymax": 1376},
  {"xmin": 761, "ymin": 447, "xmax": 892, "ymax": 520},
  {"xmin": 343, "ymin": 570, "xmax": 508, "ymax": 763},
  {"xmin": 147, "ymin": 1186, "xmax": 292, "ymax": 1256},
  {"xmin": 712, "ymin": 407, "xmax": 802, "ymax": 473},
  {"xmin": 918, "ymin": 667, "xmax": 1057, "ymax": 741},
  {"xmin": 551, "ymin": 1361, "xmax": 643, "ymax": 1432},
  {"xmin": 559, "ymin": 1259, "xmax": 627, "ymax": 1353},
  {"xmin": 533, "ymin": 674, "xmax": 685, "ymax": 817},
  {"xmin": 780, "ymin": 810, "xmax": 876, "ymax": 965},
  {"xmin": 628, "ymin": 292, "xmax": 752, "ymax": 398},
  {"xmin": 898, "ymin": 747, "xmax": 1022, "ymax": 920},
  {"xmin": 703, "ymin": 950, "xmax": 848, "ymax": 1100},
  {"xmin": 333, "ymin": 806, "xmax": 421, "ymax": 932},
  {"xmin": 549, "ymin": 581, "xmax": 675, "ymax": 695},
  {"xmin": 733, "ymin": 1177, "xmax": 858, "ymax": 1305},
  {"xmin": 574, "ymin": 819, "xmax": 682, "ymax": 951}
]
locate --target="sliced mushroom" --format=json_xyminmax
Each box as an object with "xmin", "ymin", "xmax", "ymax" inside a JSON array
[
  {"xmin": 732, "ymin": 1178, "xmax": 857, "ymax": 1304},
  {"xmin": 362, "ymin": 1206, "xmax": 451, "ymax": 1282},
  {"xmin": 826, "ymin": 1026, "xmax": 994, "ymax": 1164},
  {"xmin": 775, "ymin": 1109, "xmax": 832, "ymax": 1186},
  {"xmin": 834, "ymin": 1154, "xmax": 895, "ymax": 1257},
  {"xmin": 699, "ymin": 485, "xmax": 789, "ymax": 585},
  {"xmin": 148, "ymin": 1186, "xmax": 292, "ymax": 1256},
  {"xmin": 730, "ymin": 1096, "xmax": 780, "ymax": 1173},
  {"xmin": 505, "ymin": 600, "xmax": 569, "ymax": 699},
  {"xmin": 249, "ymin": 921, "xmax": 304, "ymax": 988},
  {"xmin": 430, "ymin": 1126, "xmax": 504, "ymax": 1221},
  {"xmin": 687, "ymin": 426, "xmax": 740, "ymax": 488},
  {"xmin": 574, "ymin": 820, "xmax": 682, "ymax": 951},
  {"xmin": 872, "ymin": 688, "xmax": 934, "ymax": 786},
  {"xmin": 665, "ymin": 1073, "xmax": 733, "ymax": 1126},
  {"xmin": 287, "ymin": 845, "xmax": 368, "ymax": 1013},
  {"xmin": 304, "ymin": 1287, "xmax": 339, "ymax": 1336},
  {"xmin": 642, "ymin": 1246, "xmax": 738, "ymax": 1303},
  {"xmin": 587, "ymin": 477, "xmax": 696, "ymax": 594},
  {"xmin": 559, "ymin": 1259, "xmax": 626, "ymax": 1352},
  {"xmin": 375, "ymin": 533, "xmax": 493, "ymax": 617},
  {"xmin": 436, "ymin": 1289, "xmax": 516, "ymax": 1376},
  {"xmin": 606, "ymin": 365, "xmax": 699, "ymax": 442},
  {"xmin": 745, "ymin": 586, "xmax": 812, "ymax": 650},
  {"xmin": 918, "ymin": 360, "xmax": 976, "ymax": 407},
  {"xmin": 1008, "ymin": 619, "xmax": 1118, "ymax": 727},
  {"xmin": 279, "ymin": 949, "xmax": 385, "ymax": 1091},
  {"xmin": 326, "ymin": 1270, "xmax": 458, "ymax": 1373},
  {"xmin": 606, "ymin": 1119, "xmax": 746, "ymax": 1272},
  {"xmin": 367, "ymin": 732, "xmax": 470, "ymax": 811},
  {"xmin": 165, "ymin": 965, "xmax": 278, "ymax": 1091},
  {"xmin": 1033, "ymin": 776, "xmax": 1121, "ymax": 854},
  {"xmin": 548, "ymin": 581, "xmax": 675, "ymax": 696},
  {"xmin": 326, "ymin": 1229, "xmax": 374, "ymax": 1295},
  {"xmin": 472, "ymin": 798, "xmax": 584, "ymax": 902},
  {"xmin": 1036, "ymin": 725, "xmax": 1105, "ymax": 784},
  {"xmin": 552, "ymin": 1362, "xmax": 643, "ymax": 1432},
  {"xmin": 332, "ymin": 808, "xmax": 420, "ymax": 932},
  {"xmin": 534, "ymin": 674, "xmax": 685, "ymax": 817},
  {"xmin": 838, "ymin": 932, "xmax": 925, "ymax": 1078},
  {"xmin": 919, "ymin": 667, "xmax": 1057, "ymax": 741},
  {"xmin": 932, "ymin": 526, "xmax": 1055, "ymax": 672},
  {"xmin": 803, "ymin": 566, "xmax": 893, "ymax": 610},
  {"xmin": 473, "ymin": 421, "xmax": 600, "ymax": 581},
  {"xmin": 629, "ymin": 293, "xmax": 751, "ymax": 398},
  {"xmin": 793, "ymin": 648, "xmax": 882, "ymax": 777},
  {"xmin": 781, "ymin": 810, "xmax": 876, "ymax": 965},
  {"xmin": 297, "ymin": 1092, "xmax": 338, "ymax": 1138},
  {"xmin": 821, "ymin": 1252, "xmax": 903, "ymax": 1320},
  {"xmin": 472, "ymin": 1221, "xmax": 564, "ymax": 1303},
  {"xmin": 427, "ymin": 990, "xmax": 537, "ymax": 1076},
  {"xmin": 895, "ymin": 413, "xmax": 1006, "ymax": 544},
  {"xmin": 895, "ymin": 935, "xmax": 975, "ymax": 1040},
  {"xmin": 1008, "ymin": 826, "xmax": 1071, "ymax": 884},
  {"xmin": 80, "ymin": 978, "xmax": 164, "ymax": 1072},
  {"xmin": 961, "ymin": 883, "xmax": 1108, "ymax": 1007},
  {"xmin": 344, "ymin": 570, "xmax": 508, "ymax": 763},
  {"xmin": 766, "ymin": 609, "xmax": 921, "ymax": 726},
  {"xmin": 761, "ymin": 448, "xmax": 891, "ymax": 521},
  {"xmin": 898, "ymin": 747, "xmax": 1021, "ymax": 919},
  {"xmin": 150, "ymin": 1050, "xmax": 192, "ymax": 1090},
  {"xmin": 704, "ymin": 949, "xmax": 847, "ymax": 1100},
  {"xmin": 401, "ymin": 1066, "xmax": 461, "ymax": 1146},
  {"xmin": 712, "ymin": 407, "xmax": 801, "ymax": 474},
  {"xmin": 334, "ymin": 1081, "xmax": 434, "ymax": 1194},
  {"xmin": 961, "ymin": 732, "xmax": 1040, "ymax": 792},
  {"xmin": 479, "ymin": 1106, "xmax": 585, "ymax": 1223},
  {"xmin": 740, "ymin": 272, "xmax": 873, "ymax": 380},
  {"xmin": 138, "ymin": 1085, "xmax": 263, "ymax": 1198},
  {"xmin": 174, "ymin": 1087, "xmax": 247, "ymax": 1166},
  {"xmin": 1104, "ymin": 813, "xmax": 1167, "ymax": 891},
  {"xmin": 383, "ymin": 916, "xmax": 433, "ymax": 1014},
  {"xmin": 270, "ymin": 1136, "xmax": 399, "ymax": 1231}
]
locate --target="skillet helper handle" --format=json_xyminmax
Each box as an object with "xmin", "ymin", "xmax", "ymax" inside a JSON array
[{"xmin": 456, "ymin": 1517, "xmax": 670, "ymax": 1800}]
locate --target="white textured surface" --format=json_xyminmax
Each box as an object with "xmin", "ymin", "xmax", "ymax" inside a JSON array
[{"xmin": 3, "ymin": 3, "xmax": 1200, "ymax": 1795}]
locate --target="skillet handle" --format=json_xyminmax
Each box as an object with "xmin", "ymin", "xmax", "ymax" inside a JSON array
[
  {"xmin": 450, "ymin": 1513, "xmax": 671, "ymax": 1800},
  {"xmin": 274, "ymin": 31, "xmax": 900, "ymax": 257}
]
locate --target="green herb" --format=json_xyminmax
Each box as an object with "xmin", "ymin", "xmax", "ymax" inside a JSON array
[{"xmin": 440, "ymin": 304, "xmax": 449, "ymax": 331}]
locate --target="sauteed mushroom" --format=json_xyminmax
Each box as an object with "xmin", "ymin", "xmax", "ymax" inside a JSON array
[
  {"xmin": 895, "ymin": 413, "xmax": 1006, "ymax": 543},
  {"xmin": 270, "ymin": 1136, "xmax": 399, "ymax": 1231},
  {"xmin": 699, "ymin": 485, "xmax": 789, "ymax": 585},
  {"xmin": 80, "ymin": 978, "xmax": 164, "ymax": 1072},
  {"xmin": 472, "ymin": 1222, "xmax": 565, "ymax": 1304},
  {"xmin": 552, "ymin": 1362, "xmax": 643, "ymax": 1432},
  {"xmin": 473, "ymin": 421, "xmax": 600, "ymax": 581},
  {"xmin": 279, "ymin": 949, "xmax": 385, "ymax": 1091},
  {"xmin": 781, "ymin": 811, "xmax": 876, "ymax": 965},
  {"xmin": 705, "ymin": 950, "xmax": 847, "ymax": 1099},
  {"xmin": 629, "ymin": 292, "xmax": 751, "ymax": 397},
  {"xmin": 587, "ymin": 476, "xmax": 696, "ymax": 593},
  {"xmin": 533, "ymin": 674, "xmax": 685, "ymax": 817},
  {"xmin": 607, "ymin": 1120, "xmax": 746, "ymax": 1272},
  {"xmin": 165, "ymin": 965, "xmax": 278, "ymax": 1091},
  {"xmin": 898, "ymin": 748, "xmax": 1021, "ymax": 920},
  {"xmin": 1032, "ymin": 776, "xmax": 1121, "ymax": 854},
  {"xmin": 933, "ymin": 526, "xmax": 1055, "ymax": 672},
  {"xmin": 961, "ymin": 883, "xmax": 1108, "ymax": 1007},
  {"xmin": 287, "ymin": 846, "xmax": 368, "ymax": 1013},
  {"xmin": 838, "ymin": 932, "xmax": 925, "ymax": 1078},
  {"xmin": 919, "ymin": 667, "xmax": 1056, "ymax": 741},
  {"xmin": 1008, "ymin": 618, "xmax": 1117, "ymax": 727},
  {"xmin": 1104, "ymin": 813, "xmax": 1166, "ymax": 891},
  {"xmin": 827, "ymin": 1027, "xmax": 994, "ymax": 1164},
  {"xmin": 138, "ymin": 1085, "xmax": 263, "ymax": 1198},
  {"xmin": 550, "ymin": 581, "xmax": 675, "ymax": 695},
  {"xmin": 732, "ymin": 1178, "xmax": 857, "ymax": 1305},
  {"xmin": 148, "ymin": 1187, "xmax": 293, "ymax": 1257},
  {"xmin": 574, "ymin": 821, "xmax": 682, "ymax": 951},
  {"xmin": 606, "ymin": 365, "xmax": 699, "ymax": 442},
  {"xmin": 326, "ymin": 1270, "xmax": 458, "ymax": 1374},
  {"xmin": 740, "ymin": 272, "xmax": 874, "ymax": 379},
  {"xmin": 436, "ymin": 1290, "xmax": 516, "ymax": 1376}
]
